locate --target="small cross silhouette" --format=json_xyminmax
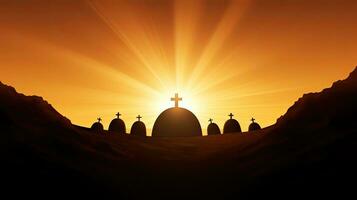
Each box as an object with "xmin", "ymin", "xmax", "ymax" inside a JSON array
[
  {"xmin": 136, "ymin": 115, "xmax": 142, "ymax": 121},
  {"xmin": 97, "ymin": 117, "xmax": 102, "ymax": 123},
  {"xmin": 228, "ymin": 113, "xmax": 234, "ymax": 119},
  {"xmin": 171, "ymin": 93, "xmax": 182, "ymax": 108},
  {"xmin": 209, "ymin": 118, "xmax": 213, "ymax": 124},
  {"xmin": 116, "ymin": 112, "xmax": 121, "ymax": 119},
  {"xmin": 251, "ymin": 117, "xmax": 255, "ymax": 123}
]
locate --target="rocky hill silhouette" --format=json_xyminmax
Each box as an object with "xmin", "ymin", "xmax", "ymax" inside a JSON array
[
  {"xmin": 276, "ymin": 67, "xmax": 357, "ymax": 131},
  {"xmin": 1, "ymin": 67, "xmax": 357, "ymax": 199},
  {"xmin": 0, "ymin": 83, "xmax": 71, "ymax": 129}
]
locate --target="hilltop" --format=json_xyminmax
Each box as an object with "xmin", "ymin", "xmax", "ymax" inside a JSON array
[{"xmin": 1, "ymin": 67, "xmax": 357, "ymax": 199}]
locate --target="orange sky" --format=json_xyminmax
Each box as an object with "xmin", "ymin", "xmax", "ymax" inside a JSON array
[{"xmin": 1, "ymin": 0, "xmax": 356, "ymax": 135}]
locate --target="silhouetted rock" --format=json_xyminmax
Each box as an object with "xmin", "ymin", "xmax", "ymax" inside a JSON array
[
  {"xmin": 108, "ymin": 118, "xmax": 126, "ymax": 133},
  {"xmin": 0, "ymin": 81, "xmax": 71, "ymax": 130},
  {"xmin": 276, "ymin": 66, "xmax": 357, "ymax": 131},
  {"xmin": 248, "ymin": 122, "xmax": 261, "ymax": 131},
  {"xmin": 91, "ymin": 122, "xmax": 103, "ymax": 132},
  {"xmin": 223, "ymin": 113, "xmax": 242, "ymax": 133},
  {"xmin": 207, "ymin": 123, "xmax": 221, "ymax": 135},
  {"xmin": 0, "ymin": 81, "xmax": 123, "ymax": 197},
  {"xmin": 108, "ymin": 112, "xmax": 126, "ymax": 134},
  {"xmin": 130, "ymin": 121, "xmax": 146, "ymax": 136},
  {"xmin": 152, "ymin": 107, "xmax": 202, "ymax": 137},
  {"xmin": 207, "ymin": 119, "xmax": 221, "ymax": 135},
  {"xmin": 248, "ymin": 118, "xmax": 261, "ymax": 132},
  {"xmin": 91, "ymin": 117, "xmax": 104, "ymax": 132}
]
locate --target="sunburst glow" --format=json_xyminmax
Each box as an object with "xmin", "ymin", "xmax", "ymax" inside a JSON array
[{"xmin": 1, "ymin": 0, "xmax": 356, "ymax": 136}]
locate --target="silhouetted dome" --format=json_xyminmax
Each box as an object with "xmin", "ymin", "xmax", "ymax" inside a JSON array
[
  {"xmin": 130, "ymin": 121, "xmax": 146, "ymax": 136},
  {"xmin": 248, "ymin": 122, "xmax": 261, "ymax": 132},
  {"xmin": 207, "ymin": 123, "xmax": 221, "ymax": 135},
  {"xmin": 223, "ymin": 119, "xmax": 242, "ymax": 134},
  {"xmin": 108, "ymin": 118, "xmax": 126, "ymax": 134},
  {"xmin": 152, "ymin": 107, "xmax": 202, "ymax": 137},
  {"xmin": 91, "ymin": 122, "xmax": 103, "ymax": 132}
]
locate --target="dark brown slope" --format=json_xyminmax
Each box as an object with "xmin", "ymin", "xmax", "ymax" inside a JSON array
[
  {"xmin": 239, "ymin": 67, "xmax": 357, "ymax": 198},
  {"xmin": 0, "ymin": 83, "xmax": 71, "ymax": 130},
  {"xmin": 1, "ymin": 67, "xmax": 357, "ymax": 199},
  {"xmin": 276, "ymin": 67, "xmax": 357, "ymax": 131}
]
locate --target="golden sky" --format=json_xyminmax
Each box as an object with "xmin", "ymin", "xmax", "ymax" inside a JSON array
[{"xmin": 1, "ymin": 0, "xmax": 356, "ymax": 135}]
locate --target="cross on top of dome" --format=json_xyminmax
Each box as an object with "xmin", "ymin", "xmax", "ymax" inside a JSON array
[
  {"xmin": 136, "ymin": 115, "xmax": 142, "ymax": 121},
  {"xmin": 209, "ymin": 118, "xmax": 213, "ymax": 124},
  {"xmin": 116, "ymin": 112, "xmax": 121, "ymax": 119},
  {"xmin": 97, "ymin": 117, "xmax": 102, "ymax": 123},
  {"xmin": 228, "ymin": 113, "xmax": 234, "ymax": 119},
  {"xmin": 251, "ymin": 117, "xmax": 255, "ymax": 123},
  {"xmin": 170, "ymin": 93, "xmax": 182, "ymax": 107}
]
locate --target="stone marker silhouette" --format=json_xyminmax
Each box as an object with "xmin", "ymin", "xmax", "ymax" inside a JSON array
[
  {"xmin": 109, "ymin": 112, "xmax": 126, "ymax": 134},
  {"xmin": 207, "ymin": 118, "xmax": 221, "ymax": 135},
  {"xmin": 152, "ymin": 93, "xmax": 202, "ymax": 137},
  {"xmin": 130, "ymin": 114, "xmax": 146, "ymax": 136},
  {"xmin": 91, "ymin": 117, "xmax": 104, "ymax": 132},
  {"xmin": 248, "ymin": 117, "xmax": 261, "ymax": 132},
  {"xmin": 223, "ymin": 113, "xmax": 242, "ymax": 134}
]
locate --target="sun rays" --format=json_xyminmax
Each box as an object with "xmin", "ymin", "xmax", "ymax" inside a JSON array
[
  {"xmin": 1, "ymin": 0, "xmax": 357, "ymax": 136},
  {"xmin": 185, "ymin": 0, "xmax": 251, "ymax": 90},
  {"xmin": 0, "ymin": 0, "xmax": 307, "ymax": 135},
  {"xmin": 78, "ymin": 0, "xmax": 288, "ymax": 133}
]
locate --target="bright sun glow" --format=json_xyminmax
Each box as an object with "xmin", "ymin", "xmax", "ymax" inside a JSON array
[
  {"xmin": 5, "ymin": 0, "xmax": 354, "ymax": 135},
  {"xmin": 153, "ymin": 90, "xmax": 203, "ymax": 115},
  {"xmin": 59, "ymin": 0, "xmax": 292, "ymax": 133}
]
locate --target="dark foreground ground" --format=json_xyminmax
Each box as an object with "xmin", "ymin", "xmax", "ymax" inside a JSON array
[{"xmin": 1, "ymin": 68, "xmax": 357, "ymax": 199}]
